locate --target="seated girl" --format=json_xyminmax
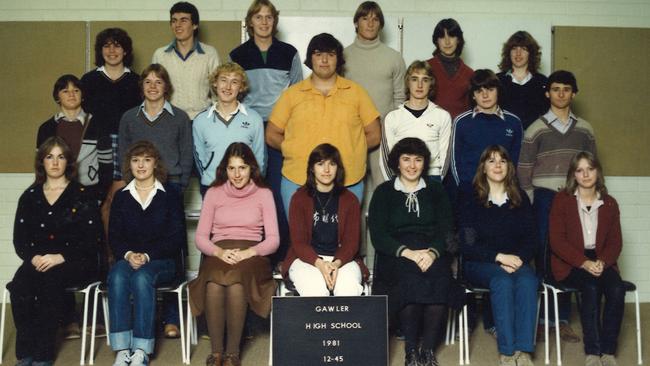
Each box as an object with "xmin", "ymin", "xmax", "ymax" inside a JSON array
[
  {"xmin": 10, "ymin": 137, "xmax": 101, "ymax": 366},
  {"xmin": 459, "ymin": 145, "xmax": 537, "ymax": 366},
  {"xmin": 549, "ymin": 151, "xmax": 625, "ymax": 366},
  {"xmin": 107, "ymin": 141, "xmax": 186, "ymax": 366},
  {"xmin": 188, "ymin": 142, "xmax": 279, "ymax": 366},
  {"xmin": 282, "ymin": 143, "xmax": 363, "ymax": 297},
  {"xmin": 369, "ymin": 137, "xmax": 453, "ymax": 366}
]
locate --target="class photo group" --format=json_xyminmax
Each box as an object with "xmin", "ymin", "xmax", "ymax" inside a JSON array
[{"xmin": 7, "ymin": 1, "xmax": 633, "ymax": 366}]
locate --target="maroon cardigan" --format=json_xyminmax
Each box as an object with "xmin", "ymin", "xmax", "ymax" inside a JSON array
[
  {"xmin": 548, "ymin": 190, "xmax": 622, "ymax": 281},
  {"xmin": 427, "ymin": 56, "xmax": 474, "ymax": 119},
  {"xmin": 282, "ymin": 187, "xmax": 361, "ymax": 278}
]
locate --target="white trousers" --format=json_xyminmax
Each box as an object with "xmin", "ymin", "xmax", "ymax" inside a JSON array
[{"xmin": 288, "ymin": 256, "xmax": 363, "ymax": 296}]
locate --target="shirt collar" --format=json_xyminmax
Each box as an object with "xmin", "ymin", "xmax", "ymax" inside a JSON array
[
  {"xmin": 97, "ymin": 66, "xmax": 131, "ymax": 76},
  {"xmin": 393, "ymin": 177, "xmax": 426, "ymax": 193},
  {"xmin": 472, "ymin": 106, "xmax": 505, "ymax": 120},
  {"xmin": 543, "ymin": 109, "xmax": 577, "ymax": 124},
  {"xmin": 138, "ymin": 101, "xmax": 174, "ymax": 116},
  {"xmin": 300, "ymin": 75, "xmax": 351, "ymax": 94},
  {"xmin": 505, "ymin": 70, "xmax": 532, "ymax": 85},
  {"xmin": 488, "ymin": 192, "xmax": 509, "ymax": 207},
  {"xmin": 573, "ymin": 190, "xmax": 604, "ymax": 211},
  {"xmin": 123, "ymin": 179, "xmax": 165, "ymax": 209},
  {"xmin": 54, "ymin": 109, "xmax": 88, "ymax": 124},
  {"xmin": 207, "ymin": 101, "xmax": 248, "ymax": 119},
  {"xmin": 164, "ymin": 39, "xmax": 205, "ymax": 54}
]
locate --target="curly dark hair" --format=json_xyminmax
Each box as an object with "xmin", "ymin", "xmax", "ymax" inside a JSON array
[
  {"xmin": 498, "ymin": 31, "xmax": 541, "ymax": 73},
  {"xmin": 94, "ymin": 28, "xmax": 134, "ymax": 67},
  {"xmin": 387, "ymin": 137, "xmax": 431, "ymax": 177}
]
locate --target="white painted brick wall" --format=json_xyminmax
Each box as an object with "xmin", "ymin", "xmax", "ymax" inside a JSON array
[{"xmin": 0, "ymin": 0, "xmax": 649, "ymax": 303}]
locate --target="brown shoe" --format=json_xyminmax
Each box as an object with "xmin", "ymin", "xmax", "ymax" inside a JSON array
[
  {"xmin": 206, "ymin": 352, "xmax": 222, "ymax": 366},
  {"xmin": 164, "ymin": 323, "xmax": 181, "ymax": 338},
  {"xmin": 559, "ymin": 323, "xmax": 581, "ymax": 343},
  {"xmin": 222, "ymin": 354, "xmax": 241, "ymax": 366},
  {"xmin": 64, "ymin": 322, "xmax": 81, "ymax": 340}
]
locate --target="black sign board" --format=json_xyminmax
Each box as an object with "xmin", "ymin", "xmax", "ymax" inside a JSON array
[{"xmin": 271, "ymin": 295, "xmax": 388, "ymax": 366}]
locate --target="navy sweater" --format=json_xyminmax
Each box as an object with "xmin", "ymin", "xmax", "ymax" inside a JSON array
[
  {"xmin": 459, "ymin": 191, "xmax": 536, "ymax": 264},
  {"xmin": 450, "ymin": 109, "xmax": 523, "ymax": 188},
  {"xmin": 497, "ymin": 72, "xmax": 548, "ymax": 131},
  {"xmin": 108, "ymin": 185, "xmax": 186, "ymax": 262}
]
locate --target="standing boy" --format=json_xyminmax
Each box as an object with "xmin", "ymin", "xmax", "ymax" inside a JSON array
[{"xmin": 152, "ymin": 1, "xmax": 220, "ymax": 119}]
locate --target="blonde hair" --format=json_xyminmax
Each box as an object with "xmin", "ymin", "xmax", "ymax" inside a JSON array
[{"xmin": 208, "ymin": 62, "xmax": 249, "ymax": 100}]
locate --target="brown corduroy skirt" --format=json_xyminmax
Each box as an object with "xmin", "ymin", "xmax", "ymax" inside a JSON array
[{"xmin": 188, "ymin": 239, "xmax": 276, "ymax": 318}]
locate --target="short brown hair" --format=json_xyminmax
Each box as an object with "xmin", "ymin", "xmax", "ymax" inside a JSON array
[
  {"xmin": 209, "ymin": 62, "xmax": 249, "ymax": 101},
  {"xmin": 498, "ymin": 31, "xmax": 542, "ymax": 73},
  {"xmin": 121, "ymin": 140, "xmax": 168, "ymax": 183},
  {"xmin": 212, "ymin": 142, "xmax": 266, "ymax": 188},
  {"xmin": 404, "ymin": 60, "xmax": 436, "ymax": 100},
  {"xmin": 472, "ymin": 145, "xmax": 521, "ymax": 208},
  {"xmin": 245, "ymin": 0, "xmax": 279, "ymax": 38},
  {"xmin": 139, "ymin": 64, "xmax": 174, "ymax": 100},
  {"xmin": 564, "ymin": 151, "xmax": 607, "ymax": 196},
  {"xmin": 353, "ymin": 1, "xmax": 385, "ymax": 32},
  {"xmin": 35, "ymin": 136, "xmax": 77, "ymax": 185}
]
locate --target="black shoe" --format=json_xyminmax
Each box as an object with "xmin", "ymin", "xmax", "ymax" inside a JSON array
[
  {"xmin": 405, "ymin": 348, "xmax": 420, "ymax": 366},
  {"xmin": 420, "ymin": 348, "xmax": 439, "ymax": 366}
]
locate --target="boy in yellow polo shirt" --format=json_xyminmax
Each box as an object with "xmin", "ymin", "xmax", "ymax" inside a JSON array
[{"xmin": 267, "ymin": 33, "xmax": 380, "ymax": 213}]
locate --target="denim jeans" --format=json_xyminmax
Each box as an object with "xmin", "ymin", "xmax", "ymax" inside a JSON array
[
  {"xmin": 561, "ymin": 261, "xmax": 625, "ymax": 355},
  {"xmin": 280, "ymin": 176, "xmax": 364, "ymax": 220},
  {"xmin": 108, "ymin": 259, "xmax": 176, "ymax": 354},
  {"xmin": 533, "ymin": 188, "xmax": 571, "ymax": 324},
  {"xmin": 464, "ymin": 262, "xmax": 538, "ymax": 356}
]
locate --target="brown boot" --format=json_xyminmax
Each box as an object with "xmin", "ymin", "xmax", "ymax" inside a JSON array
[
  {"xmin": 559, "ymin": 323, "xmax": 581, "ymax": 343},
  {"xmin": 206, "ymin": 353, "xmax": 222, "ymax": 366},
  {"xmin": 223, "ymin": 353, "xmax": 241, "ymax": 366}
]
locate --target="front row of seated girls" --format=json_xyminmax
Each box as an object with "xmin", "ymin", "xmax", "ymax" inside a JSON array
[{"xmin": 9, "ymin": 137, "xmax": 627, "ymax": 366}]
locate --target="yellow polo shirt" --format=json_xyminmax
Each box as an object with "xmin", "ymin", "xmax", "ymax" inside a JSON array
[{"xmin": 269, "ymin": 76, "xmax": 380, "ymax": 186}]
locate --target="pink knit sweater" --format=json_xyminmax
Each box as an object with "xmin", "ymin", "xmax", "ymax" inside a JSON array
[{"xmin": 195, "ymin": 181, "xmax": 279, "ymax": 257}]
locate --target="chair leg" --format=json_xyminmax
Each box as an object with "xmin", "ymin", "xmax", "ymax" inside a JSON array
[
  {"xmin": 102, "ymin": 293, "xmax": 110, "ymax": 346},
  {"xmin": 185, "ymin": 286, "xmax": 192, "ymax": 362},
  {"xmin": 89, "ymin": 286, "xmax": 100, "ymax": 365},
  {"xmin": 463, "ymin": 304, "xmax": 470, "ymax": 364},
  {"xmin": 543, "ymin": 286, "xmax": 550, "ymax": 365},
  {"xmin": 0, "ymin": 288, "xmax": 8, "ymax": 365},
  {"xmin": 458, "ymin": 306, "xmax": 465, "ymax": 365},
  {"xmin": 553, "ymin": 289, "xmax": 562, "ymax": 366},
  {"xmin": 634, "ymin": 290, "xmax": 642, "ymax": 365},
  {"xmin": 445, "ymin": 309, "xmax": 452, "ymax": 345},
  {"xmin": 176, "ymin": 285, "xmax": 187, "ymax": 365},
  {"xmin": 79, "ymin": 283, "xmax": 98, "ymax": 365},
  {"xmin": 534, "ymin": 294, "xmax": 541, "ymax": 345}
]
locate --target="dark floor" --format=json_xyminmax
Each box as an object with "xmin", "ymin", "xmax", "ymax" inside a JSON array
[{"xmin": 1, "ymin": 303, "xmax": 647, "ymax": 365}]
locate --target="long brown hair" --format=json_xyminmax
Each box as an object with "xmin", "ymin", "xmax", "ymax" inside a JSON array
[
  {"xmin": 121, "ymin": 140, "xmax": 168, "ymax": 183},
  {"xmin": 211, "ymin": 142, "xmax": 267, "ymax": 188},
  {"xmin": 305, "ymin": 143, "xmax": 345, "ymax": 196},
  {"xmin": 472, "ymin": 145, "xmax": 521, "ymax": 208},
  {"xmin": 35, "ymin": 136, "xmax": 77, "ymax": 185},
  {"xmin": 564, "ymin": 151, "xmax": 607, "ymax": 196},
  {"xmin": 498, "ymin": 30, "xmax": 542, "ymax": 73}
]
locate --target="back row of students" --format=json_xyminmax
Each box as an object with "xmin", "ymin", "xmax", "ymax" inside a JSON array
[{"xmin": 13, "ymin": 0, "xmax": 625, "ymax": 365}]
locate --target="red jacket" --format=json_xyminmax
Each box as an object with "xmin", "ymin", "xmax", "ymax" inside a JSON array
[
  {"xmin": 427, "ymin": 56, "xmax": 474, "ymax": 119},
  {"xmin": 282, "ymin": 187, "xmax": 360, "ymax": 278},
  {"xmin": 549, "ymin": 190, "xmax": 622, "ymax": 281}
]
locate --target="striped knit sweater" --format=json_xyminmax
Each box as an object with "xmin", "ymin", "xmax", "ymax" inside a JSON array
[{"xmin": 517, "ymin": 115, "xmax": 597, "ymax": 201}]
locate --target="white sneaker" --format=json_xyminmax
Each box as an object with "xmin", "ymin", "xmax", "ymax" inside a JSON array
[
  {"xmin": 112, "ymin": 350, "xmax": 130, "ymax": 366},
  {"xmin": 130, "ymin": 349, "xmax": 149, "ymax": 366}
]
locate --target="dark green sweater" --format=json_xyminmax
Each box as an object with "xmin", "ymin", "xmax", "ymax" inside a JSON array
[{"xmin": 368, "ymin": 177, "xmax": 452, "ymax": 259}]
